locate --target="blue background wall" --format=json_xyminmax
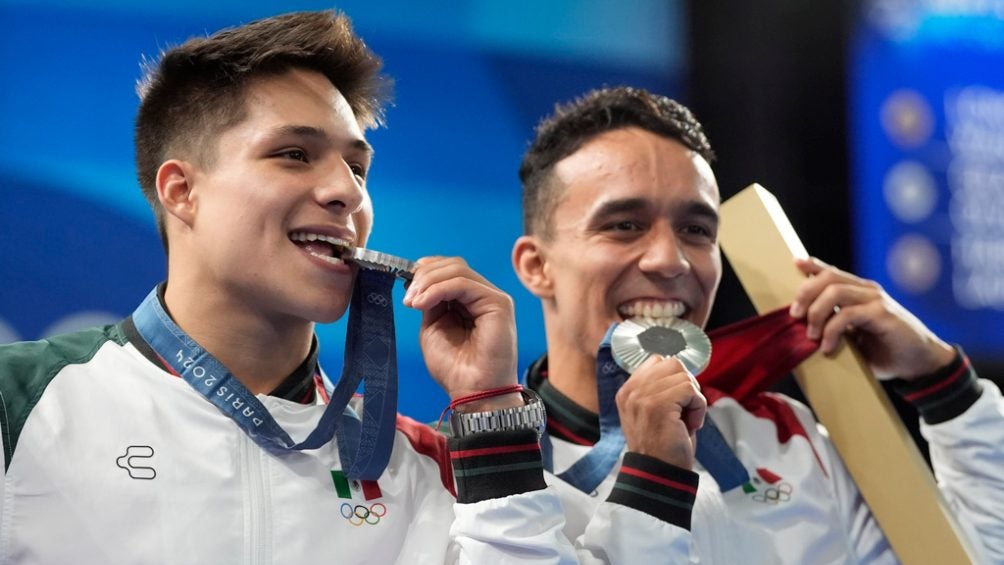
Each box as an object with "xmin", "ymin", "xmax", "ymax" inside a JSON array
[
  {"xmin": 850, "ymin": 5, "xmax": 1004, "ymax": 363},
  {"xmin": 0, "ymin": 0, "xmax": 683, "ymax": 421}
]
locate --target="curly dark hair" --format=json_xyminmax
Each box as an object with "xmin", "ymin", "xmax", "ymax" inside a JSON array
[
  {"xmin": 519, "ymin": 86, "xmax": 715, "ymax": 237},
  {"xmin": 134, "ymin": 10, "xmax": 391, "ymax": 252}
]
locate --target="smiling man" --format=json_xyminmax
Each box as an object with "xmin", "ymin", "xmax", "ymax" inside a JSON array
[
  {"xmin": 512, "ymin": 87, "xmax": 1004, "ymax": 562},
  {"xmin": 0, "ymin": 11, "xmax": 574, "ymax": 564}
]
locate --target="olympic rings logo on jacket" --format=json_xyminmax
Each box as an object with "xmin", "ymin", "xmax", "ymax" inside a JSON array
[
  {"xmin": 340, "ymin": 502, "xmax": 388, "ymax": 526},
  {"xmin": 752, "ymin": 482, "xmax": 793, "ymax": 505}
]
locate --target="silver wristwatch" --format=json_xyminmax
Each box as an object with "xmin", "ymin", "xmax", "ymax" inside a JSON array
[{"xmin": 449, "ymin": 389, "xmax": 546, "ymax": 439}]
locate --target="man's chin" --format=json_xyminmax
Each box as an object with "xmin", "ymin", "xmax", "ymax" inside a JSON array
[
  {"xmin": 311, "ymin": 306, "xmax": 350, "ymax": 325},
  {"xmin": 312, "ymin": 315, "xmax": 342, "ymax": 325},
  {"xmin": 299, "ymin": 296, "xmax": 351, "ymax": 325}
]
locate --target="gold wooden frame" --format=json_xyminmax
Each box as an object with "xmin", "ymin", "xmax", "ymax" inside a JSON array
[{"xmin": 718, "ymin": 184, "xmax": 977, "ymax": 564}]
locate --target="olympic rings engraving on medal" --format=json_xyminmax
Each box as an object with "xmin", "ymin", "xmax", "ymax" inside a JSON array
[
  {"xmin": 366, "ymin": 292, "xmax": 390, "ymax": 307},
  {"xmin": 340, "ymin": 501, "xmax": 388, "ymax": 526}
]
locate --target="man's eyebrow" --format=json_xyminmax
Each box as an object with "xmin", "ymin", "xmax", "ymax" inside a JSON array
[
  {"xmin": 590, "ymin": 197, "xmax": 649, "ymax": 219},
  {"xmin": 589, "ymin": 197, "xmax": 720, "ymax": 224},
  {"xmin": 681, "ymin": 200, "xmax": 720, "ymax": 225},
  {"xmin": 350, "ymin": 137, "xmax": 375, "ymax": 157},
  {"xmin": 272, "ymin": 125, "xmax": 374, "ymax": 157}
]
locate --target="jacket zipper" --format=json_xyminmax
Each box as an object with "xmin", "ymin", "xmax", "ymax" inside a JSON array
[{"xmin": 241, "ymin": 435, "xmax": 270, "ymax": 564}]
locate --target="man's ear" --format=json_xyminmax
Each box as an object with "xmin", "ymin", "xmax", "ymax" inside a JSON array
[
  {"xmin": 512, "ymin": 235, "xmax": 554, "ymax": 299},
  {"xmin": 156, "ymin": 159, "xmax": 198, "ymax": 228}
]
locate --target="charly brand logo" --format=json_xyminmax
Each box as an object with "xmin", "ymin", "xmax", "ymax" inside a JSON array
[
  {"xmin": 331, "ymin": 470, "xmax": 387, "ymax": 526},
  {"xmin": 116, "ymin": 445, "xmax": 157, "ymax": 480},
  {"xmin": 743, "ymin": 467, "xmax": 793, "ymax": 504},
  {"xmin": 366, "ymin": 292, "xmax": 389, "ymax": 307}
]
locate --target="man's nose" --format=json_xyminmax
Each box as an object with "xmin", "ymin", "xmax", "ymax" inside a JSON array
[
  {"xmin": 315, "ymin": 160, "xmax": 365, "ymax": 215},
  {"xmin": 637, "ymin": 227, "xmax": 690, "ymax": 279}
]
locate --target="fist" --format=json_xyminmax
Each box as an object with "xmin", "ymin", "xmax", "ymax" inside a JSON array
[
  {"xmin": 616, "ymin": 356, "xmax": 706, "ymax": 469},
  {"xmin": 403, "ymin": 256, "xmax": 521, "ymax": 407}
]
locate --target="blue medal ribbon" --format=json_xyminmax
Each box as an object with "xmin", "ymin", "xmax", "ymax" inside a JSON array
[
  {"xmin": 542, "ymin": 326, "xmax": 627, "ymax": 494},
  {"xmin": 540, "ymin": 322, "xmax": 750, "ymax": 493},
  {"xmin": 694, "ymin": 414, "xmax": 749, "ymax": 491},
  {"xmin": 331, "ymin": 269, "xmax": 398, "ymax": 479},
  {"xmin": 131, "ymin": 268, "xmax": 398, "ymax": 480}
]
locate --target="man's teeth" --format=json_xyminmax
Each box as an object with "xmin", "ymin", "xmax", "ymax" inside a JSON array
[
  {"xmin": 312, "ymin": 254, "xmax": 345, "ymax": 265},
  {"xmin": 289, "ymin": 232, "xmax": 352, "ymax": 247},
  {"xmin": 618, "ymin": 302, "xmax": 685, "ymax": 319},
  {"xmin": 289, "ymin": 232, "xmax": 352, "ymax": 264}
]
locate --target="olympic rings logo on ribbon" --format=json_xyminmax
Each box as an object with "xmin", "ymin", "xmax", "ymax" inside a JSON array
[
  {"xmin": 366, "ymin": 292, "xmax": 389, "ymax": 307},
  {"xmin": 340, "ymin": 502, "xmax": 388, "ymax": 526},
  {"xmin": 752, "ymin": 482, "xmax": 793, "ymax": 504}
]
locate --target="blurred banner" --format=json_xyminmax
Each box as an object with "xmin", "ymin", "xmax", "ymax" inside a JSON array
[
  {"xmin": 0, "ymin": 0, "xmax": 683, "ymax": 421},
  {"xmin": 851, "ymin": 1, "xmax": 1004, "ymax": 361}
]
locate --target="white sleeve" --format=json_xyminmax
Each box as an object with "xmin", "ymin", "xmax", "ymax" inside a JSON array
[
  {"xmin": 451, "ymin": 473, "xmax": 695, "ymax": 564},
  {"xmin": 922, "ymin": 380, "xmax": 1004, "ymax": 563},
  {"xmin": 449, "ymin": 486, "xmax": 578, "ymax": 564},
  {"xmin": 819, "ymin": 378, "xmax": 1004, "ymax": 564},
  {"xmin": 574, "ymin": 502, "xmax": 695, "ymax": 564},
  {"xmin": 542, "ymin": 458, "xmax": 696, "ymax": 564}
]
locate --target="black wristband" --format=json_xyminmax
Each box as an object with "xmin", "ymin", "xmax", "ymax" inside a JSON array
[
  {"xmin": 448, "ymin": 429, "xmax": 546, "ymax": 503},
  {"xmin": 890, "ymin": 346, "xmax": 983, "ymax": 424},
  {"xmin": 607, "ymin": 452, "xmax": 699, "ymax": 531}
]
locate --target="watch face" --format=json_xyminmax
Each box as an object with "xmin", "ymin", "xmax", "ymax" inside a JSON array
[{"xmin": 610, "ymin": 317, "xmax": 711, "ymax": 376}]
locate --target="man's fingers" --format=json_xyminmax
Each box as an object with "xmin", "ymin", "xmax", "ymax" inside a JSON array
[
  {"xmin": 794, "ymin": 256, "xmax": 829, "ymax": 277},
  {"xmin": 406, "ymin": 276, "xmax": 510, "ymax": 317},
  {"xmin": 817, "ymin": 300, "xmax": 891, "ymax": 355},
  {"xmin": 684, "ymin": 396, "xmax": 707, "ymax": 435},
  {"xmin": 403, "ymin": 256, "xmax": 509, "ymax": 316},
  {"xmin": 791, "ymin": 257, "xmax": 870, "ymax": 318},
  {"xmin": 410, "ymin": 257, "xmax": 491, "ymax": 291},
  {"xmin": 618, "ymin": 358, "xmax": 703, "ymax": 412},
  {"xmin": 632, "ymin": 355, "xmax": 686, "ymax": 378},
  {"xmin": 803, "ymin": 284, "xmax": 879, "ymax": 339}
]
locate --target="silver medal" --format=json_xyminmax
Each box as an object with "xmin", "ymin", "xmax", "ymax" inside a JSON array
[
  {"xmin": 345, "ymin": 247, "xmax": 416, "ymax": 281},
  {"xmin": 610, "ymin": 317, "xmax": 712, "ymax": 376}
]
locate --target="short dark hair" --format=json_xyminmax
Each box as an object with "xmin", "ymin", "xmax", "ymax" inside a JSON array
[
  {"xmin": 519, "ymin": 86, "xmax": 715, "ymax": 237},
  {"xmin": 134, "ymin": 10, "xmax": 391, "ymax": 252}
]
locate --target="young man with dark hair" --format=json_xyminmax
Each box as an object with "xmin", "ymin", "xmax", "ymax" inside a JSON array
[
  {"xmin": 0, "ymin": 11, "xmax": 574, "ymax": 563},
  {"xmin": 512, "ymin": 86, "xmax": 1004, "ymax": 562}
]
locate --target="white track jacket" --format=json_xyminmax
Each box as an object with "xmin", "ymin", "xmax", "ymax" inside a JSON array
[{"xmin": 0, "ymin": 322, "xmax": 576, "ymax": 564}]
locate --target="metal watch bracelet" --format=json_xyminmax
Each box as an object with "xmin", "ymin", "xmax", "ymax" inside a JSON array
[{"xmin": 448, "ymin": 389, "xmax": 546, "ymax": 439}]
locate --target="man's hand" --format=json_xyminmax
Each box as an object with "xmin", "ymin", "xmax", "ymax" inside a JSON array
[
  {"xmin": 616, "ymin": 356, "xmax": 706, "ymax": 470},
  {"xmin": 403, "ymin": 257, "xmax": 522, "ymax": 411},
  {"xmin": 789, "ymin": 257, "xmax": 956, "ymax": 380}
]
